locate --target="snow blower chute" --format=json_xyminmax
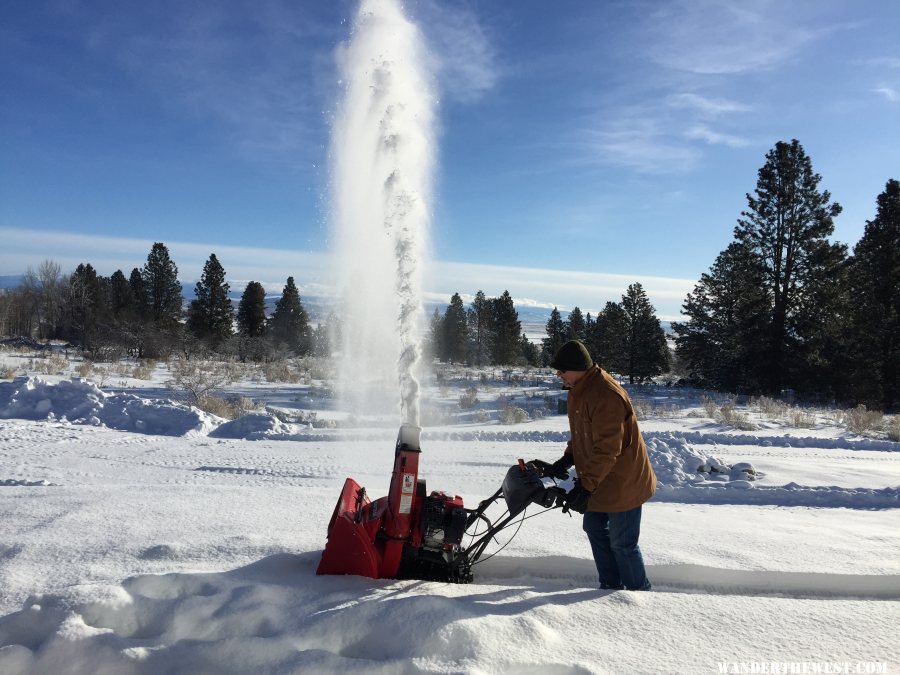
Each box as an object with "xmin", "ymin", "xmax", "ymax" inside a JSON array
[{"xmin": 316, "ymin": 424, "xmax": 568, "ymax": 582}]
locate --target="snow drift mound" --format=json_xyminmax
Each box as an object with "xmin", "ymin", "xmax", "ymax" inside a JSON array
[
  {"xmin": 646, "ymin": 433, "xmax": 759, "ymax": 487},
  {"xmin": 209, "ymin": 412, "xmax": 307, "ymax": 440},
  {"xmin": 645, "ymin": 432, "xmax": 899, "ymax": 508},
  {"xmin": 0, "ymin": 377, "xmax": 218, "ymax": 437}
]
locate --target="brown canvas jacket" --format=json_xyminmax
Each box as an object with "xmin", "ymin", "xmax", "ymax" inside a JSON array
[{"xmin": 565, "ymin": 366, "xmax": 657, "ymax": 512}]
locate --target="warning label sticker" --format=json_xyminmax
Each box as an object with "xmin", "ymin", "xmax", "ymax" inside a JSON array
[
  {"xmin": 402, "ymin": 473, "xmax": 415, "ymax": 494},
  {"xmin": 399, "ymin": 494, "xmax": 413, "ymax": 514}
]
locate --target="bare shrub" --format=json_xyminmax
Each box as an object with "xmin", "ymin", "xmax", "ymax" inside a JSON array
[
  {"xmin": 842, "ymin": 405, "xmax": 884, "ymax": 435},
  {"xmin": 458, "ymin": 386, "xmax": 479, "ymax": 410},
  {"xmin": 702, "ymin": 395, "xmax": 718, "ymax": 418},
  {"xmin": 197, "ymin": 395, "xmax": 257, "ymax": 420},
  {"xmin": 196, "ymin": 395, "xmax": 236, "ymax": 419},
  {"xmin": 752, "ymin": 395, "xmax": 787, "ymax": 419},
  {"xmin": 886, "ymin": 416, "xmax": 900, "ymax": 442},
  {"xmin": 303, "ymin": 358, "xmax": 332, "ymax": 381},
  {"xmin": 216, "ymin": 360, "xmax": 246, "ymax": 383},
  {"xmin": 652, "ymin": 402, "xmax": 681, "ymax": 419},
  {"xmin": 168, "ymin": 359, "xmax": 229, "ymax": 404},
  {"xmin": 264, "ymin": 361, "xmax": 300, "ymax": 383},
  {"xmin": 29, "ymin": 354, "xmax": 68, "ymax": 375},
  {"xmin": 0, "ymin": 366, "xmax": 16, "ymax": 379},
  {"xmin": 787, "ymin": 408, "xmax": 817, "ymax": 428},
  {"xmin": 717, "ymin": 402, "xmax": 757, "ymax": 431},
  {"xmin": 130, "ymin": 364, "xmax": 153, "ymax": 380},
  {"xmin": 499, "ymin": 403, "xmax": 529, "ymax": 425},
  {"xmin": 631, "ymin": 400, "xmax": 651, "ymax": 420}
]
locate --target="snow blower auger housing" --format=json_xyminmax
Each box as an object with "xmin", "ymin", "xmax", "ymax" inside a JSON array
[{"xmin": 316, "ymin": 424, "xmax": 567, "ymax": 583}]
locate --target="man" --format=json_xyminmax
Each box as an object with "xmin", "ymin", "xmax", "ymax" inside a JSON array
[{"xmin": 539, "ymin": 340, "xmax": 656, "ymax": 591}]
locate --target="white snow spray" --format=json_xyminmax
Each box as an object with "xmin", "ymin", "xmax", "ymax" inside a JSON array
[{"xmin": 330, "ymin": 0, "xmax": 435, "ymax": 426}]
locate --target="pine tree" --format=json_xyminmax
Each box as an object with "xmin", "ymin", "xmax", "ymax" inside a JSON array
[
  {"xmin": 237, "ymin": 281, "xmax": 267, "ymax": 338},
  {"xmin": 67, "ymin": 263, "xmax": 103, "ymax": 347},
  {"xmin": 466, "ymin": 290, "xmax": 493, "ymax": 366},
  {"xmin": 109, "ymin": 270, "xmax": 134, "ymax": 321},
  {"xmin": 566, "ymin": 306, "xmax": 586, "ymax": 341},
  {"xmin": 672, "ymin": 242, "xmax": 770, "ymax": 392},
  {"xmin": 734, "ymin": 139, "xmax": 844, "ymax": 394},
  {"xmin": 268, "ymin": 276, "xmax": 311, "ymax": 355},
  {"xmin": 141, "ymin": 243, "xmax": 182, "ymax": 327},
  {"xmin": 129, "ymin": 267, "xmax": 149, "ymax": 320},
  {"xmin": 846, "ymin": 179, "xmax": 900, "ymax": 411},
  {"xmin": 620, "ymin": 283, "xmax": 669, "ymax": 383},
  {"xmin": 520, "ymin": 332, "xmax": 541, "ymax": 366},
  {"xmin": 542, "ymin": 307, "xmax": 567, "ymax": 366},
  {"xmin": 583, "ymin": 312, "xmax": 597, "ymax": 358},
  {"xmin": 427, "ymin": 307, "xmax": 444, "ymax": 362},
  {"xmin": 593, "ymin": 301, "xmax": 629, "ymax": 374},
  {"xmin": 186, "ymin": 254, "xmax": 234, "ymax": 349},
  {"xmin": 490, "ymin": 291, "xmax": 522, "ymax": 365},
  {"xmin": 442, "ymin": 293, "xmax": 468, "ymax": 363}
]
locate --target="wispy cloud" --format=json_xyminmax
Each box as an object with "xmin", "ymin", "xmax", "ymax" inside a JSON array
[
  {"xmin": 667, "ymin": 93, "xmax": 751, "ymax": 117},
  {"xmin": 80, "ymin": 1, "xmax": 337, "ymax": 166},
  {"xmin": 685, "ymin": 124, "xmax": 751, "ymax": 148},
  {"xmin": 0, "ymin": 227, "xmax": 695, "ymax": 320},
  {"xmin": 581, "ymin": 114, "xmax": 700, "ymax": 174},
  {"xmin": 416, "ymin": 0, "xmax": 499, "ymax": 103},
  {"xmin": 643, "ymin": 0, "xmax": 831, "ymax": 75},
  {"xmin": 873, "ymin": 86, "xmax": 899, "ymax": 102}
]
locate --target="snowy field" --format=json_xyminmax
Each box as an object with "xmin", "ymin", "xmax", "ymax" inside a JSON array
[{"xmin": 1, "ymin": 352, "xmax": 899, "ymax": 674}]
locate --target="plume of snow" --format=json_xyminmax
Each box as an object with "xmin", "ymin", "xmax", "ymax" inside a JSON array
[{"xmin": 330, "ymin": 0, "xmax": 436, "ymax": 426}]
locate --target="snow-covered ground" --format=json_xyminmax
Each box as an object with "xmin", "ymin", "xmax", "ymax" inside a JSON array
[{"xmin": 1, "ymin": 356, "xmax": 899, "ymax": 674}]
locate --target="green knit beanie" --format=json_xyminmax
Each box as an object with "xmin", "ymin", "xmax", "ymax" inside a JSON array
[{"xmin": 550, "ymin": 340, "xmax": 593, "ymax": 371}]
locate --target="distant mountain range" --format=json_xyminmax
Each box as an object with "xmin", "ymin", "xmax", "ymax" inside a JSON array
[
  {"xmin": 0, "ymin": 275, "xmax": 24, "ymax": 289},
  {"xmin": 1, "ymin": 276, "xmax": 670, "ymax": 334}
]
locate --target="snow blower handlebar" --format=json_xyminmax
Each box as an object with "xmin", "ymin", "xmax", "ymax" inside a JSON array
[{"xmin": 454, "ymin": 459, "xmax": 569, "ymax": 571}]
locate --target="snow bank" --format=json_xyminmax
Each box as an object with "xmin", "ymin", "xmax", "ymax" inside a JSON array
[
  {"xmin": 430, "ymin": 429, "xmax": 900, "ymax": 453},
  {"xmin": 644, "ymin": 432, "xmax": 900, "ymax": 508},
  {"xmin": 3, "ymin": 553, "xmax": 898, "ymax": 675},
  {"xmin": 0, "ymin": 377, "xmax": 217, "ymax": 437},
  {"xmin": 646, "ymin": 433, "xmax": 740, "ymax": 485},
  {"xmin": 655, "ymin": 429, "xmax": 900, "ymax": 453},
  {"xmin": 209, "ymin": 412, "xmax": 307, "ymax": 440},
  {"xmin": 654, "ymin": 482, "xmax": 900, "ymax": 508}
]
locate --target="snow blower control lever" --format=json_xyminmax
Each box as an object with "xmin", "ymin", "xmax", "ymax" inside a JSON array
[{"xmin": 316, "ymin": 424, "xmax": 569, "ymax": 583}]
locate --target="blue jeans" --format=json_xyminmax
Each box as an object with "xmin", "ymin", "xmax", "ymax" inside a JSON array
[{"xmin": 583, "ymin": 506, "xmax": 651, "ymax": 591}]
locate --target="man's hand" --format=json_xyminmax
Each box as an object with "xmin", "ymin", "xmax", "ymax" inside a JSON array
[
  {"xmin": 562, "ymin": 479, "xmax": 592, "ymax": 514},
  {"xmin": 529, "ymin": 459, "xmax": 553, "ymax": 477},
  {"xmin": 549, "ymin": 453, "xmax": 574, "ymax": 480}
]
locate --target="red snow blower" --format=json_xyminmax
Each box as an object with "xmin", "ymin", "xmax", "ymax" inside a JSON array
[{"xmin": 316, "ymin": 424, "xmax": 568, "ymax": 582}]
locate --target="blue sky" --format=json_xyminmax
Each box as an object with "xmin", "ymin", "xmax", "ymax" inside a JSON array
[{"xmin": 2, "ymin": 0, "xmax": 898, "ymax": 320}]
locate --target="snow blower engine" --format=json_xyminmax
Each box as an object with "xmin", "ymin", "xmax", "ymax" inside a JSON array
[{"xmin": 316, "ymin": 424, "xmax": 568, "ymax": 583}]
